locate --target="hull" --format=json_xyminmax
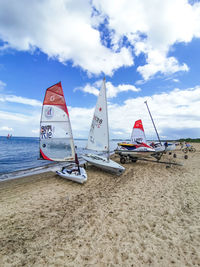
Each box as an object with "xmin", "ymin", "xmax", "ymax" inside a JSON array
[
  {"xmin": 82, "ymin": 154, "xmax": 125, "ymax": 175},
  {"xmin": 56, "ymin": 167, "xmax": 87, "ymax": 184},
  {"xmin": 166, "ymin": 143, "xmax": 176, "ymax": 151},
  {"xmin": 116, "ymin": 142, "xmax": 155, "ymax": 159}
]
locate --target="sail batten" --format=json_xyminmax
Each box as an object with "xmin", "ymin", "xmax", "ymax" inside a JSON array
[{"xmin": 40, "ymin": 82, "xmax": 75, "ymax": 162}]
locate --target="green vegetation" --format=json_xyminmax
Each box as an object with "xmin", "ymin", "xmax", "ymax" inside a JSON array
[{"xmin": 178, "ymin": 138, "xmax": 200, "ymax": 143}]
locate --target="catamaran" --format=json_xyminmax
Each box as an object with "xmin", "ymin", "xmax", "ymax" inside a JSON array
[
  {"xmin": 82, "ymin": 78, "xmax": 125, "ymax": 175},
  {"xmin": 39, "ymin": 82, "xmax": 87, "ymax": 184},
  {"xmin": 115, "ymin": 119, "xmax": 155, "ymax": 162},
  {"xmin": 131, "ymin": 119, "xmax": 148, "ymax": 144}
]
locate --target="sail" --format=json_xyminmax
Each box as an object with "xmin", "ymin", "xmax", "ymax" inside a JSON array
[
  {"xmin": 86, "ymin": 78, "xmax": 109, "ymax": 152},
  {"xmin": 131, "ymin": 119, "xmax": 147, "ymax": 144},
  {"xmin": 40, "ymin": 82, "xmax": 75, "ymax": 161}
]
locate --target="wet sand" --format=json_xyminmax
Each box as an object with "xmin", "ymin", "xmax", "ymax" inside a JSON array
[{"xmin": 0, "ymin": 145, "xmax": 200, "ymax": 266}]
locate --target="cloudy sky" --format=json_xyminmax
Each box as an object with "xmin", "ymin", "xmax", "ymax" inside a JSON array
[{"xmin": 0, "ymin": 0, "xmax": 200, "ymax": 140}]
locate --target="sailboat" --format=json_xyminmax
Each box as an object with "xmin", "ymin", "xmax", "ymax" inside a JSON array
[
  {"xmin": 131, "ymin": 119, "xmax": 147, "ymax": 144},
  {"xmin": 39, "ymin": 82, "xmax": 87, "ymax": 184},
  {"xmin": 116, "ymin": 119, "xmax": 155, "ymax": 161},
  {"xmin": 131, "ymin": 119, "xmax": 165, "ymax": 153},
  {"xmin": 82, "ymin": 78, "xmax": 125, "ymax": 175}
]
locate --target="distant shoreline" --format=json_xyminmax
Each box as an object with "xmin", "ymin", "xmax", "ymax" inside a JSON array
[{"xmin": 1, "ymin": 136, "xmax": 199, "ymax": 142}]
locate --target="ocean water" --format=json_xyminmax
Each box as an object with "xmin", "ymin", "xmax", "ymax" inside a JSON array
[{"xmin": 0, "ymin": 136, "xmax": 121, "ymax": 176}]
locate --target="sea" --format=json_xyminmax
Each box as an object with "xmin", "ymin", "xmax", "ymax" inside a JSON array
[{"xmin": 0, "ymin": 136, "xmax": 122, "ymax": 181}]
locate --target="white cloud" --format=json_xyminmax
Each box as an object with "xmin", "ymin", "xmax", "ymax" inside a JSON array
[
  {"xmin": 0, "ymin": 92, "xmax": 42, "ymax": 136},
  {"xmin": 106, "ymin": 82, "xmax": 141, "ymax": 98},
  {"xmin": 0, "ymin": 109, "xmax": 41, "ymax": 137},
  {"xmin": 75, "ymin": 84, "xmax": 99, "ymax": 96},
  {"xmin": 173, "ymin": 78, "xmax": 180, "ymax": 83},
  {"xmin": 0, "ymin": 94, "xmax": 42, "ymax": 106},
  {"xmin": 137, "ymin": 51, "xmax": 189, "ymax": 80},
  {"xmin": 112, "ymin": 131, "xmax": 124, "ymax": 136},
  {"xmin": 75, "ymin": 80, "xmax": 141, "ymax": 98},
  {"xmin": 1, "ymin": 86, "xmax": 200, "ymax": 139},
  {"xmin": 0, "ymin": 0, "xmax": 133, "ymax": 76},
  {"xmin": 31, "ymin": 129, "xmax": 39, "ymax": 134},
  {"xmin": 0, "ymin": 126, "xmax": 13, "ymax": 131},
  {"xmin": 0, "ymin": 1, "xmax": 200, "ymax": 78},
  {"xmin": 108, "ymin": 86, "xmax": 200, "ymax": 139},
  {"xmin": 0, "ymin": 80, "xmax": 6, "ymax": 91},
  {"xmin": 92, "ymin": 0, "xmax": 200, "ymax": 79},
  {"xmin": 0, "ymin": 111, "xmax": 28, "ymax": 122},
  {"xmin": 64, "ymin": 85, "xmax": 200, "ymax": 140},
  {"xmin": 72, "ymin": 85, "xmax": 200, "ymax": 140}
]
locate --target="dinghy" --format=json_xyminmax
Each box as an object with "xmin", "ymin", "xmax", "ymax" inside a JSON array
[
  {"xmin": 82, "ymin": 78, "xmax": 125, "ymax": 175},
  {"xmin": 39, "ymin": 82, "xmax": 87, "ymax": 184}
]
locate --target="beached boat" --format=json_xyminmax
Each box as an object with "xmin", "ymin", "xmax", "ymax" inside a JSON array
[
  {"xmin": 131, "ymin": 119, "xmax": 147, "ymax": 144},
  {"xmin": 56, "ymin": 154, "xmax": 87, "ymax": 184},
  {"xmin": 115, "ymin": 120, "xmax": 155, "ymax": 163},
  {"xmin": 39, "ymin": 82, "xmax": 87, "ymax": 184},
  {"xmin": 82, "ymin": 78, "xmax": 125, "ymax": 175}
]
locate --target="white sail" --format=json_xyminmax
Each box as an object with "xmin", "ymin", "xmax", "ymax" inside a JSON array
[
  {"xmin": 131, "ymin": 119, "xmax": 147, "ymax": 144},
  {"xmin": 40, "ymin": 82, "xmax": 75, "ymax": 161},
  {"xmin": 86, "ymin": 78, "xmax": 109, "ymax": 152}
]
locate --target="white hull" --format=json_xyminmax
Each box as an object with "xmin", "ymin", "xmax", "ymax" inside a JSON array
[
  {"xmin": 82, "ymin": 154, "xmax": 125, "ymax": 175},
  {"xmin": 166, "ymin": 144, "xmax": 176, "ymax": 151},
  {"xmin": 153, "ymin": 144, "xmax": 166, "ymax": 152},
  {"xmin": 153, "ymin": 143, "xmax": 176, "ymax": 152},
  {"xmin": 56, "ymin": 167, "xmax": 87, "ymax": 184}
]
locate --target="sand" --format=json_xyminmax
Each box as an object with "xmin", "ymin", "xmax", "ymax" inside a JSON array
[{"xmin": 0, "ymin": 145, "xmax": 200, "ymax": 266}]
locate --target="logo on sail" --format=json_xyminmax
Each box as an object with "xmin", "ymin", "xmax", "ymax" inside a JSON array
[
  {"xmin": 45, "ymin": 107, "xmax": 54, "ymax": 118},
  {"xmin": 92, "ymin": 115, "xmax": 103, "ymax": 129},
  {"xmin": 41, "ymin": 125, "xmax": 53, "ymax": 139}
]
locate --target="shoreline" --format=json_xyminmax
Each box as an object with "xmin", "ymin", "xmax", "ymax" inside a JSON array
[
  {"xmin": 0, "ymin": 145, "xmax": 199, "ymax": 266},
  {"xmin": 0, "ymin": 157, "xmax": 90, "ymax": 182}
]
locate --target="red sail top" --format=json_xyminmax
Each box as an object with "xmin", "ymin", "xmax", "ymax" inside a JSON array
[
  {"xmin": 133, "ymin": 119, "xmax": 144, "ymax": 131},
  {"xmin": 43, "ymin": 82, "xmax": 69, "ymax": 116}
]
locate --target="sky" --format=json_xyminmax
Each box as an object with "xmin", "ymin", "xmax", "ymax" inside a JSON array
[{"xmin": 0, "ymin": 0, "xmax": 200, "ymax": 140}]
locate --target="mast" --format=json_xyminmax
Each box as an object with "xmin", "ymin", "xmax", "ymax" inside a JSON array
[
  {"xmin": 104, "ymin": 77, "xmax": 110, "ymax": 161},
  {"xmin": 144, "ymin": 100, "xmax": 161, "ymax": 144}
]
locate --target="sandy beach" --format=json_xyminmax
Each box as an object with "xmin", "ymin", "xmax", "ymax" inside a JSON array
[{"xmin": 0, "ymin": 145, "xmax": 199, "ymax": 266}]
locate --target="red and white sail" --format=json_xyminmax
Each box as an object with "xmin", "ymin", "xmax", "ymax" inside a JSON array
[
  {"xmin": 131, "ymin": 119, "xmax": 147, "ymax": 144},
  {"xmin": 40, "ymin": 82, "xmax": 75, "ymax": 161}
]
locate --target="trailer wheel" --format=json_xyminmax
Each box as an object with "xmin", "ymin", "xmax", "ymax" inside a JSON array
[
  {"xmin": 183, "ymin": 148, "xmax": 188, "ymax": 153},
  {"xmin": 190, "ymin": 147, "xmax": 196, "ymax": 153},
  {"xmin": 120, "ymin": 157, "xmax": 126, "ymax": 164},
  {"xmin": 184, "ymin": 155, "xmax": 188, "ymax": 159},
  {"xmin": 131, "ymin": 158, "xmax": 137, "ymax": 163},
  {"xmin": 173, "ymin": 153, "xmax": 177, "ymax": 158},
  {"xmin": 84, "ymin": 163, "xmax": 88, "ymax": 169}
]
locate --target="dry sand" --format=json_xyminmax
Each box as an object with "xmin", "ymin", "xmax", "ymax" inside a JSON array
[{"xmin": 0, "ymin": 145, "xmax": 200, "ymax": 266}]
